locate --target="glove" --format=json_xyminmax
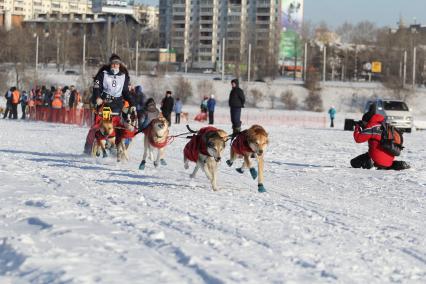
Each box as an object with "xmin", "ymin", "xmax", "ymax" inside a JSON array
[{"xmin": 96, "ymin": 97, "xmax": 103, "ymax": 106}]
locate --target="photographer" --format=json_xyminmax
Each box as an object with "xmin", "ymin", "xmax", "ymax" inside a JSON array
[{"xmin": 351, "ymin": 107, "xmax": 409, "ymax": 170}]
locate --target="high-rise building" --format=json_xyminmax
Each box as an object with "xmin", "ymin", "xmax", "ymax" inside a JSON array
[{"xmin": 160, "ymin": 0, "xmax": 280, "ymax": 69}]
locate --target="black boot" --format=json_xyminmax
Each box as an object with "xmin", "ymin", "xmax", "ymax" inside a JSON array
[
  {"xmin": 390, "ymin": 161, "xmax": 410, "ymax": 170},
  {"xmin": 232, "ymin": 127, "xmax": 241, "ymax": 139}
]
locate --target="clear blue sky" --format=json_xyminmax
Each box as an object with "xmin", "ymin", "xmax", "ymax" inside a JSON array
[
  {"xmin": 137, "ymin": 0, "xmax": 426, "ymax": 28},
  {"xmin": 304, "ymin": 0, "xmax": 425, "ymax": 28}
]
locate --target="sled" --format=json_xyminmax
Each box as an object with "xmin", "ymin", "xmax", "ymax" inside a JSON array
[{"xmin": 194, "ymin": 112, "xmax": 207, "ymax": 122}]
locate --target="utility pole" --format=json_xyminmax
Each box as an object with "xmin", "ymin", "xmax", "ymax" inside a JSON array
[
  {"xmin": 303, "ymin": 42, "xmax": 308, "ymax": 81},
  {"xmin": 323, "ymin": 46, "xmax": 327, "ymax": 82},
  {"xmin": 107, "ymin": 15, "xmax": 112, "ymax": 57},
  {"xmin": 35, "ymin": 35, "xmax": 39, "ymax": 77},
  {"xmin": 403, "ymin": 50, "xmax": 407, "ymax": 88},
  {"xmin": 135, "ymin": 40, "xmax": 139, "ymax": 77},
  {"xmin": 221, "ymin": 38, "xmax": 225, "ymax": 81},
  {"xmin": 56, "ymin": 35, "xmax": 60, "ymax": 73},
  {"xmin": 166, "ymin": 43, "xmax": 169, "ymax": 76},
  {"xmin": 412, "ymin": 47, "xmax": 417, "ymax": 89},
  {"xmin": 82, "ymin": 33, "xmax": 86, "ymax": 75},
  {"xmin": 248, "ymin": 43, "xmax": 252, "ymax": 82},
  {"xmin": 354, "ymin": 45, "xmax": 358, "ymax": 81}
]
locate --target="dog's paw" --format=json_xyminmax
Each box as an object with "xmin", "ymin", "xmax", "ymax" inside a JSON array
[
  {"xmin": 249, "ymin": 167, "xmax": 258, "ymax": 180},
  {"xmin": 102, "ymin": 150, "xmax": 108, "ymax": 158},
  {"xmin": 212, "ymin": 187, "xmax": 219, "ymax": 191},
  {"xmin": 258, "ymin": 183, "xmax": 266, "ymax": 193},
  {"xmin": 154, "ymin": 161, "xmax": 159, "ymax": 168},
  {"xmin": 226, "ymin": 160, "xmax": 233, "ymax": 167},
  {"xmin": 139, "ymin": 160, "xmax": 146, "ymax": 170},
  {"xmin": 189, "ymin": 173, "xmax": 196, "ymax": 179},
  {"xmin": 184, "ymin": 163, "xmax": 189, "ymax": 170},
  {"xmin": 96, "ymin": 151, "xmax": 100, "ymax": 157},
  {"xmin": 236, "ymin": 167, "xmax": 244, "ymax": 174},
  {"xmin": 160, "ymin": 159, "xmax": 167, "ymax": 166}
]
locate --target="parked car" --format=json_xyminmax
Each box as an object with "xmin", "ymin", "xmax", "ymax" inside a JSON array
[
  {"xmin": 364, "ymin": 99, "xmax": 413, "ymax": 132},
  {"xmin": 65, "ymin": 70, "xmax": 79, "ymax": 75},
  {"xmin": 344, "ymin": 98, "xmax": 413, "ymax": 132}
]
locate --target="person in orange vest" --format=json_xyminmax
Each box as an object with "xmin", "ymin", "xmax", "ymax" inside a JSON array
[
  {"xmin": 51, "ymin": 90, "xmax": 63, "ymax": 109},
  {"xmin": 11, "ymin": 87, "xmax": 20, "ymax": 119}
]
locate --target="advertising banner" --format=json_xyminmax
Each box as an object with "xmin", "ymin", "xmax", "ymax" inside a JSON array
[{"xmin": 279, "ymin": 0, "xmax": 304, "ymax": 67}]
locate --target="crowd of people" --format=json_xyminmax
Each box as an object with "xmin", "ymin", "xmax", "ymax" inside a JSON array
[{"xmin": 2, "ymin": 85, "xmax": 84, "ymax": 120}]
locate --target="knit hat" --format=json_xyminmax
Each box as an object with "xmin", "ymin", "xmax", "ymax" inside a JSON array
[{"xmin": 109, "ymin": 54, "xmax": 122, "ymax": 64}]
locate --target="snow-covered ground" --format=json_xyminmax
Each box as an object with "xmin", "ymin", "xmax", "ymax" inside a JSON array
[{"xmin": 0, "ymin": 116, "xmax": 425, "ymax": 283}]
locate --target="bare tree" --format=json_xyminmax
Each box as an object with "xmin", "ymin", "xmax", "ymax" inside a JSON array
[
  {"xmin": 249, "ymin": 88, "xmax": 265, "ymax": 107},
  {"xmin": 174, "ymin": 76, "xmax": 193, "ymax": 103},
  {"xmin": 196, "ymin": 80, "xmax": 215, "ymax": 99},
  {"xmin": 281, "ymin": 90, "xmax": 298, "ymax": 110}
]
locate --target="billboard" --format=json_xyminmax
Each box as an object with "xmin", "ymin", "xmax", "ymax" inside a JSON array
[
  {"xmin": 92, "ymin": 0, "xmax": 134, "ymax": 14},
  {"xmin": 279, "ymin": 0, "xmax": 304, "ymax": 67}
]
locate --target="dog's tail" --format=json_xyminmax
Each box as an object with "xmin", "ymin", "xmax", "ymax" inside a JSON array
[{"xmin": 186, "ymin": 125, "xmax": 198, "ymax": 134}]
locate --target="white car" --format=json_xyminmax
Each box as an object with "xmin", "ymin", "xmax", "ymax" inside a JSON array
[{"xmin": 364, "ymin": 99, "xmax": 414, "ymax": 132}]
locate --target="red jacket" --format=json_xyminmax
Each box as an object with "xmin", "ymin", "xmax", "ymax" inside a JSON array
[
  {"xmin": 231, "ymin": 130, "xmax": 253, "ymax": 156},
  {"xmin": 184, "ymin": 126, "xmax": 217, "ymax": 162},
  {"xmin": 353, "ymin": 114, "xmax": 394, "ymax": 167}
]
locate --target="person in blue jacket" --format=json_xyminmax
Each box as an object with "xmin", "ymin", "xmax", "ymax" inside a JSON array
[
  {"xmin": 20, "ymin": 90, "xmax": 28, "ymax": 119},
  {"xmin": 207, "ymin": 95, "xmax": 216, "ymax": 125},
  {"xmin": 328, "ymin": 106, "xmax": 336, "ymax": 128},
  {"xmin": 173, "ymin": 97, "xmax": 183, "ymax": 124}
]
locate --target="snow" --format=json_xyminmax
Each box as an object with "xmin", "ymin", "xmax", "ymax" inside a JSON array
[{"xmin": 0, "ymin": 114, "xmax": 425, "ymax": 283}]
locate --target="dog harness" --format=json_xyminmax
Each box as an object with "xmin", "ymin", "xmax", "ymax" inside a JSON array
[
  {"xmin": 231, "ymin": 130, "xmax": 253, "ymax": 156},
  {"xmin": 95, "ymin": 128, "xmax": 115, "ymax": 142},
  {"xmin": 184, "ymin": 126, "xmax": 218, "ymax": 162},
  {"xmin": 144, "ymin": 123, "xmax": 169, "ymax": 149}
]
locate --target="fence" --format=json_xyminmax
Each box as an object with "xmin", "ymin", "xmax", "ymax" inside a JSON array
[{"xmin": 29, "ymin": 106, "xmax": 94, "ymax": 127}]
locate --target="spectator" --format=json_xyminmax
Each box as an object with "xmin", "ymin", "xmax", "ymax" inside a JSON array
[
  {"xmin": 228, "ymin": 79, "xmax": 245, "ymax": 138},
  {"xmin": 11, "ymin": 87, "xmax": 20, "ymax": 119},
  {"xmin": 200, "ymin": 96, "xmax": 208, "ymax": 113},
  {"xmin": 134, "ymin": 85, "xmax": 146, "ymax": 116},
  {"xmin": 351, "ymin": 113, "xmax": 410, "ymax": 170},
  {"xmin": 174, "ymin": 97, "xmax": 183, "ymax": 124},
  {"xmin": 20, "ymin": 90, "xmax": 28, "ymax": 119},
  {"xmin": 69, "ymin": 85, "xmax": 77, "ymax": 108},
  {"xmin": 328, "ymin": 106, "xmax": 336, "ymax": 128},
  {"xmin": 207, "ymin": 94, "xmax": 216, "ymax": 125},
  {"xmin": 43, "ymin": 86, "xmax": 52, "ymax": 107},
  {"xmin": 3, "ymin": 88, "xmax": 13, "ymax": 119},
  {"xmin": 161, "ymin": 90, "xmax": 174, "ymax": 126},
  {"xmin": 63, "ymin": 86, "xmax": 71, "ymax": 108},
  {"xmin": 52, "ymin": 88, "xmax": 63, "ymax": 109},
  {"xmin": 139, "ymin": 98, "xmax": 161, "ymax": 131}
]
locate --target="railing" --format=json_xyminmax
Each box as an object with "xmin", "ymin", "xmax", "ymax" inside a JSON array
[{"xmin": 29, "ymin": 106, "xmax": 94, "ymax": 127}]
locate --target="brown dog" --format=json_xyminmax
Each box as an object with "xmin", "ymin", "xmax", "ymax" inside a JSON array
[
  {"xmin": 92, "ymin": 120, "xmax": 116, "ymax": 158},
  {"xmin": 184, "ymin": 127, "xmax": 228, "ymax": 191},
  {"xmin": 139, "ymin": 117, "xmax": 170, "ymax": 170},
  {"xmin": 226, "ymin": 125, "xmax": 269, "ymax": 192}
]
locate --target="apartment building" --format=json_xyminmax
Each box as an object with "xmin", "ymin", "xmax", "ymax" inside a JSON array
[
  {"xmin": 0, "ymin": 0, "xmax": 92, "ymax": 29},
  {"xmin": 160, "ymin": 0, "xmax": 280, "ymax": 69}
]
